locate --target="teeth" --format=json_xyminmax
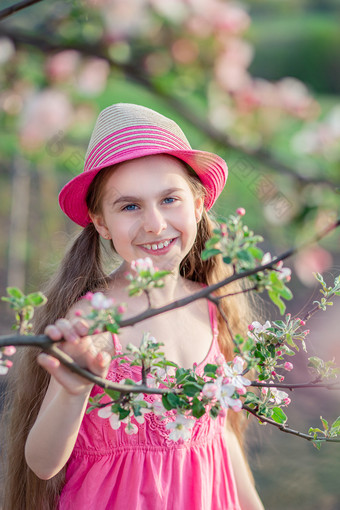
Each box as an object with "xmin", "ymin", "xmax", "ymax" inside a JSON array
[{"xmin": 143, "ymin": 239, "xmax": 171, "ymax": 251}]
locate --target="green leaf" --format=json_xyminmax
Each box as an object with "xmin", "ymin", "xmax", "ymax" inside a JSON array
[
  {"xmin": 203, "ymin": 364, "xmax": 218, "ymax": 375},
  {"xmin": 320, "ymin": 417, "xmax": 329, "ymax": 432},
  {"xmin": 201, "ymin": 248, "xmax": 222, "ymax": 261},
  {"xmin": 209, "ymin": 406, "xmax": 220, "ymax": 419},
  {"xmin": 6, "ymin": 287, "xmax": 24, "ymax": 299},
  {"xmin": 236, "ymin": 249, "xmax": 254, "ymax": 264},
  {"xmin": 271, "ymin": 407, "xmax": 287, "ymax": 424},
  {"xmin": 248, "ymin": 246, "xmax": 264, "ymax": 260},
  {"xmin": 118, "ymin": 407, "xmax": 130, "ymax": 420},
  {"xmin": 205, "ymin": 236, "xmax": 221, "ymax": 248},
  {"xmin": 167, "ymin": 392, "xmax": 181, "ymax": 408},
  {"xmin": 105, "ymin": 323, "xmax": 119, "ymax": 334},
  {"xmin": 268, "ymin": 290, "xmax": 286, "ymax": 315},
  {"xmin": 182, "ymin": 382, "xmax": 202, "ymax": 397},
  {"xmin": 25, "ymin": 292, "xmax": 47, "ymax": 307},
  {"xmin": 162, "ymin": 394, "xmax": 173, "ymax": 411},
  {"xmin": 105, "ymin": 389, "xmax": 121, "ymax": 401},
  {"xmin": 331, "ymin": 416, "xmax": 340, "ymax": 430},
  {"xmin": 192, "ymin": 397, "xmax": 206, "ymax": 419}
]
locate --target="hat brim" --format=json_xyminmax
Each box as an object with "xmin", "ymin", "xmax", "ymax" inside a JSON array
[{"xmin": 59, "ymin": 148, "xmax": 227, "ymax": 227}]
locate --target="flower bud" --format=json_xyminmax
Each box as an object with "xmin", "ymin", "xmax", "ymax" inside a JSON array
[
  {"xmin": 117, "ymin": 305, "xmax": 126, "ymax": 314},
  {"xmin": 284, "ymin": 362, "xmax": 293, "ymax": 371},
  {"xmin": 83, "ymin": 291, "xmax": 94, "ymax": 301},
  {"xmin": 236, "ymin": 386, "xmax": 247, "ymax": 395},
  {"xmin": 74, "ymin": 309, "xmax": 83, "ymax": 317},
  {"xmin": 283, "ymin": 397, "xmax": 291, "ymax": 406},
  {"xmin": 299, "ymin": 320, "xmax": 306, "ymax": 326},
  {"xmin": 218, "ymin": 408, "xmax": 227, "ymax": 418},
  {"xmin": 5, "ymin": 360, "xmax": 13, "ymax": 368},
  {"xmin": 236, "ymin": 207, "xmax": 246, "ymax": 216},
  {"xmin": 3, "ymin": 346, "xmax": 16, "ymax": 356},
  {"xmin": 248, "ymin": 324, "xmax": 255, "ymax": 332},
  {"xmin": 276, "ymin": 350, "xmax": 282, "ymax": 356}
]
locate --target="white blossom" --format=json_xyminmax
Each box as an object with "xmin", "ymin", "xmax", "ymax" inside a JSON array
[{"xmin": 166, "ymin": 414, "xmax": 195, "ymax": 441}]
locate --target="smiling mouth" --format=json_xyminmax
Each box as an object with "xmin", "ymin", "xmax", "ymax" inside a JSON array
[{"xmin": 140, "ymin": 238, "xmax": 176, "ymax": 251}]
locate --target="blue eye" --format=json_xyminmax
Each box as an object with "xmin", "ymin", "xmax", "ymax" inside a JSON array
[
  {"xmin": 163, "ymin": 197, "xmax": 175, "ymax": 204},
  {"xmin": 123, "ymin": 204, "xmax": 138, "ymax": 211}
]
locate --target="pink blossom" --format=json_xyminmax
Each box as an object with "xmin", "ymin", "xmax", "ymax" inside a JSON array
[
  {"xmin": 3, "ymin": 346, "xmax": 16, "ymax": 356},
  {"xmin": 299, "ymin": 320, "xmax": 306, "ymax": 326},
  {"xmin": 236, "ymin": 386, "xmax": 247, "ymax": 396},
  {"xmin": 91, "ymin": 292, "xmax": 114, "ymax": 310},
  {"xmin": 19, "ymin": 90, "xmax": 73, "ymax": 151},
  {"xmin": 276, "ymin": 350, "xmax": 282, "ymax": 356},
  {"xmin": 294, "ymin": 246, "xmax": 332, "ymax": 286},
  {"xmin": 131, "ymin": 257, "xmax": 155, "ymax": 274},
  {"xmin": 283, "ymin": 397, "xmax": 291, "ymax": 406},
  {"xmin": 77, "ymin": 58, "xmax": 110, "ymax": 96},
  {"xmin": 202, "ymin": 383, "xmax": 218, "ymax": 399},
  {"xmin": 45, "ymin": 50, "xmax": 80, "ymax": 83},
  {"xmin": 248, "ymin": 324, "xmax": 255, "ymax": 332},
  {"xmin": 216, "ymin": 366, "xmax": 224, "ymax": 376},
  {"xmin": 83, "ymin": 292, "xmax": 94, "ymax": 301},
  {"xmin": 214, "ymin": 354, "xmax": 225, "ymax": 366},
  {"xmin": 236, "ymin": 207, "xmax": 246, "ymax": 216},
  {"xmin": 218, "ymin": 407, "xmax": 227, "ymax": 418},
  {"xmin": 74, "ymin": 310, "xmax": 83, "ymax": 317},
  {"xmin": 117, "ymin": 305, "xmax": 126, "ymax": 314}
]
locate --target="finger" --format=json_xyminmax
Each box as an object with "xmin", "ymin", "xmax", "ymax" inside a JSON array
[
  {"xmin": 38, "ymin": 353, "xmax": 93, "ymax": 395},
  {"xmin": 87, "ymin": 351, "xmax": 111, "ymax": 378},
  {"xmin": 37, "ymin": 352, "xmax": 60, "ymax": 371},
  {"xmin": 44, "ymin": 324, "xmax": 64, "ymax": 342},
  {"xmin": 54, "ymin": 318, "xmax": 80, "ymax": 344},
  {"xmin": 70, "ymin": 319, "xmax": 90, "ymax": 337}
]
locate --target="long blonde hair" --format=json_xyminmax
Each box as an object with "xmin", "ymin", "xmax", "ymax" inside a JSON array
[{"xmin": 1, "ymin": 161, "xmax": 254, "ymax": 509}]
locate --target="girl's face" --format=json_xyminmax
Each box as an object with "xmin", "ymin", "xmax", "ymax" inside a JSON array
[{"xmin": 90, "ymin": 155, "xmax": 204, "ymax": 273}]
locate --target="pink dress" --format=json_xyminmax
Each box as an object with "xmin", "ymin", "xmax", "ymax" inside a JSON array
[{"xmin": 58, "ymin": 302, "xmax": 241, "ymax": 509}]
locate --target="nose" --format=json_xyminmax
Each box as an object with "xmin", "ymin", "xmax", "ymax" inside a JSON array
[{"xmin": 143, "ymin": 206, "xmax": 167, "ymax": 234}]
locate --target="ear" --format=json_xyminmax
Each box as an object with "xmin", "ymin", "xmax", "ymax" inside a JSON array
[
  {"xmin": 89, "ymin": 212, "xmax": 111, "ymax": 240},
  {"xmin": 194, "ymin": 195, "xmax": 204, "ymax": 223}
]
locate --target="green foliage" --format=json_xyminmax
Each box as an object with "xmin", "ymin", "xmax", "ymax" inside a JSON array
[{"xmin": 1, "ymin": 286, "xmax": 47, "ymax": 334}]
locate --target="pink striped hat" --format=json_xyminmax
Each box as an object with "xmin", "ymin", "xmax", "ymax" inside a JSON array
[{"xmin": 59, "ymin": 103, "xmax": 228, "ymax": 227}]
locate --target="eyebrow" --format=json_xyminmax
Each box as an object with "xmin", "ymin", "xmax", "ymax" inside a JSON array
[{"xmin": 111, "ymin": 187, "xmax": 184, "ymax": 206}]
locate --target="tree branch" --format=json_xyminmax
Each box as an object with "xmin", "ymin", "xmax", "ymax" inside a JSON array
[
  {"xmin": 0, "ymin": 0, "xmax": 45, "ymax": 21},
  {"xmin": 251, "ymin": 380, "xmax": 340, "ymax": 390},
  {"xmin": 0, "ymin": 25, "xmax": 338, "ymax": 189},
  {"xmin": 243, "ymin": 404, "xmax": 340, "ymax": 443}
]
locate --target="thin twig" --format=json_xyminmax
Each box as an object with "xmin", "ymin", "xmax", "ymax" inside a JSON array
[
  {"xmin": 250, "ymin": 380, "xmax": 340, "ymax": 390},
  {"xmin": 0, "ymin": 0, "xmax": 45, "ymax": 21},
  {"xmin": 243, "ymin": 404, "xmax": 340, "ymax": 443},
  {"xmin": 217, "ymin": 286, "xmax": 258, "ymax": 300}
]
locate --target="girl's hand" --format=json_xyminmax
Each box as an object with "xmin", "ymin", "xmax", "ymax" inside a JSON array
[{"xmin": 37, "ymin": 317, "xmax": 112, "ymax": 396}]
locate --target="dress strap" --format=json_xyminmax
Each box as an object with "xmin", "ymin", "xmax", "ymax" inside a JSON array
[
  {"xmin": 207, "ymin": 299, "xmax": 219, "ymax": 342},
  {"xmin": 112, "ymin": 333, "xmax": 123, "ymax": 355}
]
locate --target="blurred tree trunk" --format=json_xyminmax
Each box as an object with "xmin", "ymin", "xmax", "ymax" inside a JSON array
[{"xmin": 7, "ymin": 158, "xmax": 30, "ymax": 291}]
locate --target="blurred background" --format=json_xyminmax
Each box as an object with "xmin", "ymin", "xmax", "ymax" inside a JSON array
[{"xmin": 0, "ymin": 0, "xmax": 339, "ymax": 508}]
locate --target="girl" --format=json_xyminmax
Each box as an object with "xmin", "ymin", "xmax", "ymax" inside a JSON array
[{"xmin": 2, "ymin": 104, "xmax": 264, "ymax": 510}]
